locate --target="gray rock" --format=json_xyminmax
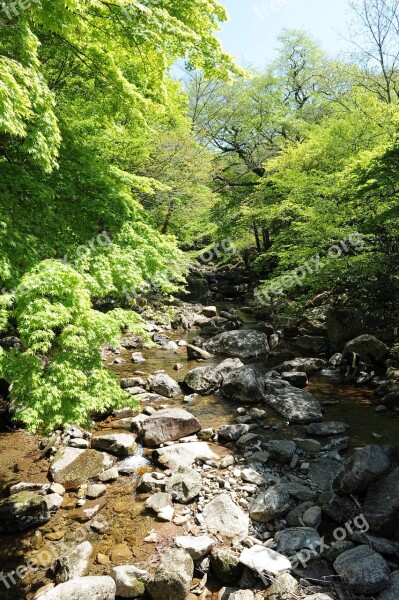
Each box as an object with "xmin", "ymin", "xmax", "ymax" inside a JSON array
[
  {"xmin": 286, "ymin": 502, "xmax": 315, "ymax": 527},
  {"xmin": 267, "ymin": 440, "xmax": 296, "ymax": 462},
  {"xmin": 56, "ymin": 541, "xmax": 93, "ymax": 583},
  {"xmin": 249, "ymin": 485, "xmax": 292, "ymax": 522},
  {"xmin": 275, "ymin": 527, "xmax": 322, "ymax": 554},
  {"xmin": 335, "ymin": 444, "xmax": 390, "ymax": 494},
  {"xmin": 275, "ymin": 358, "xmax": 325, "ymax": 375},
  {"xmin": 218, "ymin": 424, "xmax": 252, "ymax": 441},
  {"xmin": 0, "ymin": 491, "xmax": 50, "ymax": 532},
  {"xmin": 68, "ymin": 438, "xmax": 90, "ymax": 449},
  {"xmin": 146, "ymin": 548, "xmax": 194, "ymax": 600},
  {"xmin": 38, "ymin": 576, "xmax": 116, "ymax": 600},
  {"xmin": 302, "ymin": 506, "xmax": 322, "ymax": 529},
  {"xmin": 186, "ymin": 344, "xmax": 214, "ymax": 360},
  {"xmin": 131, "ymin": 352, "xmax": 146, "ymax": 363},
  {"xmin": 211, "ymin": 548, "xmax": 243, "ymax": 583},
  {"xmin": 325, "ymin": 540, "xmax": 355, "ymax": 563},
  {"xmin": 281, "ymin": 371, "xmax": 308, "ymax": 388},
  {"xmin": 204, "ymin": 330, "xmax": 269, "ymax": 359},
  {"xmin": 228, "ymin": 591, "xmax": 254, "ymax": 600},
  {"xmin": 145, "ymin": 493, "xmax": 173, "ymax": 513},
  {"xmin": 175, "ymin": 535, "xmax": 214, "ymax": 560},
  {"xmin": 264, "ymin": 380, "xmax": 323, "ymax": 424},
  {"xmin": 49, "ymin": 448, "xmax": 114, "ymax": 489},
  {"xmin": 203, "ymin": 494, "xmax": 249, "ymax": 539},
  {"xmin": 91, "ymin": 433, "xmax": 137, "ymax": 457},
  {"xmin": 136, "ymin": 473, "xmax": 165, "ymax": 494},
  {"xmin": 86, "ymin": 484, "xmax": 107, "ymax": 499},
  {"xmin": 309, "ymin": 458, "xmax": 345, "ymax": 491},
  {"xmin": 241, "ymin": 468, "xmax": 266, "ymax": 486},
  {"xmin": 377, "ymin": 571, "xmax": 399, "ymax": 600},
  {"xmin": 147, "ymin": 373, "xmax": 180, "ymax": 398},
  {"xmin": 319, "ymin": 490, "xmax": 358, "ymax": 523},
  {"xmin": 329, "ymin": 353, "xmax": 343, "ymax": 369},
  {"xmin": 264, "ymin": 573, "xmax": 298, "ymax": 598},
  {"xmin": 202, "ymin": 306, "xmax": 217, "ymax": 317},
  {"xmin": 165, "ymin": 467, "xmax": 202, "ymax": 503},
  {"xmin": 294, "ymin": 438, "xmax": 322, "ymax": 454},
  {"xmin": 362, "ymin": 466, "xmax": 399, "ymax": 536},
  {"xmin": 110, "ymin": 565, "xmax": 148, "ymax": 598},
  {"xmin": 343, "ymin": 334, "xmax": 388, "ymax": 361},
  {"xmin": 8, "ymin": 482, "xmax": 50, "ymax": 495},
  {"xmin": 136, "ymin": 408, "xmax": 201, "ymax": 447},
  {"xmin": 333, "ymin": 545, "xmax": 391, "ymax": 594},
  {"xmin": 184, "ymin": 365, "xmax": 222, "ymax": 394},
  {"xmin": 220, "ymin": 366, "xmax": 265, "ymax": 404},
  {"xmin": 307, "ymin": 421, "xmax": 350, "ymax": 436},
  {"xmin": 214, "ymin": 358, "xmax": 245, "ymax": 378},
  {"xmin": 153, "ymin": 442, "xmax": 219, "ymax": 469},
  {"xmin": 98, "ymin": 466, "xmax": 119, "ymax": 482}
]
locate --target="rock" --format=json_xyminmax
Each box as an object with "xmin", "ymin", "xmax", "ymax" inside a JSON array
[
  {"xmin": 184, "ymin": 366, "xmax": 222, "ymax": 394},
  {"xmin": 56, "ymin": 541, "xmax": 93, "ymax": 583},
  {"xmin": 137, "ymin": 473, "xmax": 165, "ymax": 494},
  {"xmin": 111, "ymin": 544, "xmax": 133, "ymax": 564},
  {"xmin": 304, "ymin": 595, "xmax": 334, "ymax": 600},
  {"xmin": 215, "ymin": 358, "xmax": 245, "ymax": 377},
  {"xmin": 175, "ymin": 535, "xmax": 214, "ymax": 560},
  {"xmin": 296, "ymin": 336, "xmax": 329, "ymax": 353},
  {"xmin": 320, "ymin": 490, "xmax": 358, "ymax": 523},
  {"xmin": 45, "ymin": 493, "xmax": 64, "ymax": 511},
  {"xmin": 98, "ymin": 467, "xmax": 119, "ymax": 482},
  {"xmin": 204, "ymin": 330, "xmax": 269, "ymax": 359},
  {"xmin": 165, "ymin": 467, "xmax": 202, "ymax": 503},
  {"xmin": 303, "ymin": 506, "xmax": 322, "ymax": 528},
  {"xmin": 49, "ymin": 448, "xmax": 114, "ymax": 489},
  {"xmin": 362, "ymin": 466, "xmax": 399, "ymax": 536},
  {"xmin": 86, "ymin": 484, "xmax": 107, "ymax": 499},
  {"xmin": 147, "ymin": 373, "xmax": 180, "ymax": 398},
  {"xmin": 218, "ymin": 424, "xmax": 253, "ymax": 441},
  {"xmin": 267, "ymin": 440, "xmax": 296, "ymax": 463},
  {"xmin": 343, "ymin": 334, "xmax": 388, "ymax": 361},
  {"xmin": 333, "ymin": 545, "xmax": 390, "ymax": 595},
  {"xmin": 294, "ymin": 438, "xmax": 322, "ymax": 454},
  {"xmin": 228, "ymin": 591, "xmax": 254, "ymax": 600},
  {"xmin": 146, "ymin": 548, "xmax": 194, "ymax": 600},
  {"xmin": 309, "ymin": 458, "xmax": 345, "ymax": 491},
  {"xmin": 145, "ymin": 493, "xmax": 173, "ymax": 513},
  {"xmin": 91, "ymin": 433, "xmax": 137, "ymax": 457},
  {"xmin": 275, "ymin": 358, "xmax": 325, "ymax": 375},
  {"xmin": 220, "ymin": 366, "xmax": 265, "ymax": 404},
  {"xmin": 241, "ymin": 468, "xmax": 266, "ymax": 485},
  {"xmin": 187, "ymin": 344, "xmax": 214, "ymax": 361},
  {"xmin": 136, "ymin": 408, "xmax": 201, "ymax": 447},
  {"xmin": 50, "ymin": 483, "xmax": 66, "ymax": 495},
  {"xmin": 325, "ymin": 540, "xmax": 355, "ymax": 563},
  {"xmin": 203, "ymin": 306, "xmax": 217, "ymax": 317},
  {"xmin": 307, "ymin": 421, "xmax": 350, "ymax": 436},
  {"xmin": 281, "ymin": 371, "xmax": 308, "ymax": 388},
  {"xmin": 203, "ymin": 494, "xmax": 249, "ymax": 539},
  {"xmin": 377, "ymin": 571, "xmax": 399, "ymax": 600},
  {"xmin": 0, "ymin": 492, "xmax": 50, "ymax": 532},
  {"xmin": 153, "ymin": 442, "xmax": 219, "ymax": 469},
  {"xmin": 239, "ymin": 546, "xmax": 291, "ymax": 576},
  {"xmin": 131, "ymin": 352, "xmax": 146, "ymax": 363},
  {"xmin": 264, "ymin": 573, "xmax": 298, "ymax": 598},
  {"xmin": 329, "ymin": 353, "xmax": 343, "ymax": 368},
  {"xmin": 211, "ymin": 548, "xmax": 243, "ymax": 583},
  {"xmin": 335, "ymin": 445, "xmax": 390, "ymax": 495},
  {"xmin": 264, "ymin": 380, "xmax": 323, "ymax": 424},
  {"xmin": 110, "ymin": 565, "xmax": 148, "ymax": 598},
  {"xmin": 69, "ymin": 438, "xmax": 90, "ymax": 449},
  {"xmin": 9, "ymin": 482, "xmax": 50, "ymax": 495},
  {"xmin": 120, "ymin": 377, "xmax": 146, "ymax": 389},
  {"xmin": 326, "ymin": 306, "xmax": 363, "ymax": 351},
  {"xmin": 249, "ymin": 485, "xmax": 292, "ymax": 523},
  {"xmin": 158, "ymin": 505, "xmax": 174, "ymax": 521},
  {"xmin": 152, "ymin": 333, "xmax": 178, "ymax": 351},
  {"xmin": 275, "ymin": 527, "xmax": 322, "ymax": 554},
  {"xmin": 38, "ymin": 576, "xmax": 116, "ymax": 599}
]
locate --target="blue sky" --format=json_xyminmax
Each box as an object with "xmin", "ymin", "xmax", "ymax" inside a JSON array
[{"xmin": 217, "ymin": 0, "xmax": 351, "ymax": 69}]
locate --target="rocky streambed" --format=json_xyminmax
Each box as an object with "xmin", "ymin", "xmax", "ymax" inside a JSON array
[{"xmin": 0, "ymin": 301, "xmax": 398, "ymax": 600}]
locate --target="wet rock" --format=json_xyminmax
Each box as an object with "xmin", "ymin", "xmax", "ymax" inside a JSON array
[
  {"xmin": 131, "ymin": 352, "xmax": 146, "ymax": 363},
  {"xmin": 281, "ymin": 371, "xmax": 308, "ymax": 388},
  {"xmin": 211, "ymin": 548, "xmax": 244, "ymax": 584},
  {"xmin": 165, "ymin": 467, "xmax": 202, "ymax": 503},
  {"xmin": 187, "ymin": 344, "xmax": 214, "ymax": 361},
  {"xmin": 111, "ymin": 565, "xmax": 148, "ymax": 598},
  {"xmin": 153, "ymin": 442, "xmax": 219, "ymax": 469},
  {"xmin": 203, "ymin": 494, "xmax": 249, "ymax": 539},
  {"xmin": 335, "ymin": 444, "xmax": 390, "ymax": 495},
  {"xmin": 264, "ymin": 380, "xmax": 323, "ymax": 424},
  {"xmin": 147, "ymin": 373, "xmax": 180, "ymax": 398},
  {"xmin": 309, "ymin": 458, "xmax": 345, "ymax": 491},
  {"xmin": 49, "ymin": 448, "xmax": 114, "ymax": 489},
  {"xmin": 267, "ymin": 440, "xmax": 296, "ymax": 463},
  {"xmin": 152, "ymin": 333, "xmax": 179, "ymax": 351},
  {"xmin": 362, "ymin": 466, "xmax": 399, "ymax": 536},
  {"xmin": 111, "ymin": 544, "xmax": 133, "ymax": 564},
  {"xmin": 264, "ymin": 573, "xmax": 298, "ymax": 598},
  {"xmin": 184, "ymin": 366, "xmax": 222, "ymax": 394},
  {"xmin": 275, "ymin": 527, "xmax": 321, "ymax": 554},
  {"xmin": 333, "ymin": 545, "xmax": 391, "ymax": 595},
  {"xmin": 275, "ymin": 358, "xmax": 325, "ymax": 375},
  {"xmin": 120, "ymin": 377, "xmax": 146, "ymax": 389},
  {"xmin": 146, "ymin": 548, "xmax": 194, "ymax": 600},
  {"xmin": 377, "ymin": 571, "xmax": 399, "ymax": 600},
  {"xmin": 0, "ymin": 491, "xmax": 50, "ymax": 532},
  {"xmin": 220, "ymin": 366, "xmax": 265, "ymax": 404},
  {"xmin": 38, "ymin": 576, "xmax": 116, "ymax": 599},
  {"xmin": 239, "ymin": 546, "xmax": 291, "ymax": 576},
  {"xmin": 136, "ymin": 408, "xmax": 201, "ymax": 447},
  {"xmin": 218, "ymin": 424, "xmax": 253, "ymax": 441},
  {"xmin": 56, "ymin": 541, "xmax": 93, "ymax": 583},
  {"xmin": 204, "ymin": 330, "xmax": 269, "ymax": 360},
  {"xmin": 91, "ymin": 433, "xmax": 137, "ymax": 457},
  {"xmin": 343, "ymin": 334, "xmax": 388, "ymax": 361},
  {"xmin": 175, "ymin": 535, "xmax": 214, "ymax": 560},
  {"xmin": 136, "ymin": 473, "xmax": 165, "ymax": 494},
  {"xmin": 307, "ymin": 421, "xmax": 350, "ymax": 436},
  {"xmin": 249, "ymin": 485, "xmax": 292, "ymax": 523}
]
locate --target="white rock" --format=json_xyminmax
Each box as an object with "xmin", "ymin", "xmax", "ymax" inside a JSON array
[
  {"xmin": 175, "ymin": 535, "xmax": 214, "ymax": 560},
  {"xmin": 38, "ymin": 576, "xmax": 116, "ymax": 599},
  {"xmin": 239, "ymin": 546, "xmax": 291, "ymax": 576}
]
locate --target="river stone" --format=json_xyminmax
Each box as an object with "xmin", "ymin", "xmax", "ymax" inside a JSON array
[
  {"xmin": 147, "ymin": 373, "xmax": 180, "ymax": 398},
  {"xmin": 302, "ymin": 506, "xmax": 322, "ymax": 528},
  {"xmin": 319, "ymin": 489, "xmax": 358, "ymax": 523},
  {"xmin": 264, "ymin": 380, "xmax": 323, "ymax": 424},
  {"xmin": 309, "ymin": 458, "xmax": 345, "ymax": 491},
  {"xmin": 136, "ymin": 408, "xmax": 201, "ymax": 447},
  {"xmin": 228, "ymin": 591, "xmax": 254, "ymax": 600},
  {"xmin": 264, "ymin": 573, "xmax": 298, "ymax": 598},
  {"xmin": 335, "ymin": 444, "xmax": 390, "ymax": 495},
  {"xmin": 296, "ymin": 335, "xmax": 329, "ymax": 353},
  {"xmin": 218, "ymin": 424, "xmax": 253, "ymax": 441},
  {"xmin": 281, "ymin": 371, "xmax": 308, "ymax": 388},
  {"xmin": 153, "ymin": 442, "xmax": 219, "ymax": 469},
  {"xmin": 333, "ymin": 545, "xmax": 391, "ymax": 595},
  {"xmin": 249, "ymin": 485, "xmax": 292, "ymax": 523},
  {"xmin": 175, "ymin": 535, "xmax": 214, "ymax": 560},
  {"xmin": 86, "ymin": 484, "xmax": 107, "ymax": 499},
  {"xmin": 146, "ymin": 548, "xmax": 193, "ymax": 600},
  {"xmin": 184, "ymin": 365, "xmax": 222, "ymax": 394},
  {"xmin": 211, "ymin": 548, "xmax": 243, "ymax": 583},
  {"xmin": 204, "ymin": 330, "xmax": 269, "ymax": 359},
  {"xmin": 203, "ymin": 494, "xmax": 249, "ymax": 539},
  {"xmin": 45, "ymin": 493, "xmax": 64, "ymax": 511},
  {"xmin": 286, "ymin": 501, "xmax": 315, "ymax": 527},
  {"xmin": 145, "ymin": 493, "xmax": 173, "ymax": 513},
  {"xmin": 377, "ymin": 571, "xmax": 399, "ymax": 600},
  {"xmin": 239, "ymin": 546, "xmax": 291, "ymax": 576},
  {"xmin": 0, "ymin": 492, "xmax": 50, "ymax": 532},
  {"xmin": 220, "ymin": 366, "xmax": 265, "ymax": 403},
  {"xmin": 343, "ymin": 334, "xmax": 388, "ymax": 361},
  {"xmin": 186, "ymin": 344, "xmax": 214, "ymax": 360},
  {"xmin": 294, "ymin": 438, "xmax": 322, "ymax": 454},
  {"xmin": 275, "ymin": 358, "xmax": 325, "ymax": 375},
  {"xmin": 165, "ymin": 466, "xmax": 202, "ymax": 503},
  {"xmin": 137, "ymin": 473, "xmax": 165, "ymax": 493},
  {"xmin": 267, "ymin": 440, "xmax": 296, "ymax": 462},
  {"xmin": 307, "ymin": 421, "xmax": 350, "ymax": 436},
  {"xmin": 110, "ymin": 565, "xmax": 148, "ymax": 598},
  {"xmin": 56, "ymin": 541, "xmax": 93, "ymax": 583},
  {"xmin": 275, "ymin": 527, "xmax": 322, "ymax": 554},
  {"xmin": 38, "ymin": 576, "xmax": 116, "ymax": 600},
  {"xmin": 91, "ymin": 433, "xmax": 137, "ymax": 457},
  {"xmin": 49, "ymin": 448, "xmax": 114, "ymax": 489},
  {"xmin": 362, "ymin": 466, "xmax": 399, "ymax": 536},
  {"xmin": 215, "ymin": 358, "xmax": 245, "ymax": 377}
]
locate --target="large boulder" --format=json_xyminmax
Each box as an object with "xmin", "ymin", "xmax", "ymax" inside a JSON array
[
  {"xmin": 91, "ymin": 433, "xmax": 137, "ymax": 457},
  {"xmin": 204, "ymin": 330, "xmax": 269, "ymax": 359},
  {"xmin": 134, "ymin": 408, "xmax": 201, "ymax": 447},
  {"xmin": 38, "ymin": 576, "xmax": 116, "ymax": 600},
  {"xmin": 333, "ymin": 545, "xmax": 390, "ymax": 595},
  {"xmin": 147, "ymin": 373, "xmax": 180, "ymax": 398},
  {"xmin": 203, "ymin": 494, "xmax": 249, "ymax": 539},
  {"xmin": 343, "ymin": 334, "xmax": 388, "ymax": 361},
  {"xmin": 49, "ymin": 448, "xmax": 114, "ymax": 489},
  {"xmin": 362, "ymin": 466, "xmax": 399, "ymax": 536},
  {"xmin": 326, "ymin": 307, "xmax": 363, "ymax": 351},
  {"xmin": 249, "ymin": 485, "xmax": 292, "ymax": 523},
  {"xmin": 184, "ymin": 366, "xmax": 222, "ymax": 394},
  {"xmin": 335, "ymin": 445, "xmax": 390, "ymax": 495},
  {"xmin": 309, "ymin": 458, "xmax": 345, "ymax": 491},
  {"xmin": 153, "ymin": 442, "xmax": 219, "ymax": 469},
  {"xmin": 0, "ymin": 492, "xmax": 50, "ymax": 532},
  {"xmin": 146, "ymin": 548, "xmax": 194, "ymax": 600},
  {"xmin": 220, "ymin": 366, "xmax": 265, "ymax": 403},
  {"xmin": 165, "ymin": 467, "xmax": 202, "ymax": 503},
  {"xmin": 264, "ymin": 379, "xmax": 323, "ymax": 424},
  {"xmin": 377, "ymin": 571, "xmax": 399, "ymax": 600}
]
